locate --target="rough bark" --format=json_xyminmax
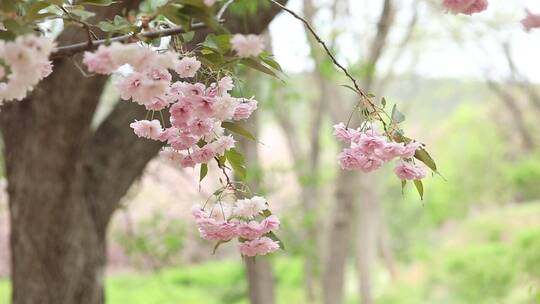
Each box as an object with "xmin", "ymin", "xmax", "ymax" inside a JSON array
[{"xmin": 0, "ymin": 2, "xmax": 286, "ymax": 303}]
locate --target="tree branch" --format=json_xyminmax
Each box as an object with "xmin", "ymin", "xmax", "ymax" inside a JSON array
[{"xmin": 52, "ymin": 22, "xmax": 210, "ymax": 59}]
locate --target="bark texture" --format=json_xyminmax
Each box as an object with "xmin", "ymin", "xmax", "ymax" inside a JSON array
[{"xmin": 0, "ymin": 2, "xmax": 286, "ymax": 303}]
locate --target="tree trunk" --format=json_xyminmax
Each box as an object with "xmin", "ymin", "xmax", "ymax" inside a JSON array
[
  {"xmin": 356, "ymin": 179, "xmax": 378, "ymax": 304},
  {"xmin": 0, "ymin": 2, "xmax": 287, "ymax": 303},
  {"xmin": 322, "ymin": 170, "xmax": 358, "ymax": 304}
]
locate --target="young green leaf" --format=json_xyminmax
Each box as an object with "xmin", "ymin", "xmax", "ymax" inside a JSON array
[
  {"xmin": 225, "ymin": 148, "xmax": 246, "ymax": 180},
  {"xmin": 199, "ymin": 164, "xmax": 208, "ymax": 182},
  {"xmin": 414, "ymin": 148, "xmax": 437, "ymax": 172},
  {"xmin": 221, "ymin": 121, "xmax": 256, "ymax": 141},
  {"xmin": 413, "ymin": 180, "xmax": 424, "ymax": 200}
]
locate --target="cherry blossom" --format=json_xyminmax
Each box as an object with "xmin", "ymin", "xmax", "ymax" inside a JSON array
[
  {"xmin": 174, "ymin": 57, "xmax": 201, "ymax": 78},
  {"xmin": 231, "ymin": 34, "xmax": 265, "ymax": 58},
  {"xmin": 130, "ymin": 120, "xmax": 163, "ymax": 140},
  {"xmin": 239, "ymin": 237, "xmax": 280, "ymax": 257},
  {"xmin": 442, "ymin": 0, "xmax": 488, "ymax": 15},
  {"xmin": 191, "ymin": 196, "xmax": 281, "ymax": 257},
  {"xmin": 394, "ymin": 161, "xmax": 427, "ymax": 181},
  {"xmin": 521, "ymin": 10, "xmax": 540, "ymax": 32},
  {"xmin": 0, "ymin": 34, "xmax": 55, "ymax": 103}
]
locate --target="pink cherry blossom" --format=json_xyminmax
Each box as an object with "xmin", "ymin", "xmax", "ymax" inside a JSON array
[
  {"xmin": 191, "ymin": 145, "xmax": 216, "ymax": 164},
  {"xmin": 233, "ymin": 98, "xmax": 258, "ymax": 120},
  {"xmin": 209, "ymin": 135, "xmax": 236, "ymax": 155},
  {"xmin": 400, "ymin": 141, "xmax": 422, "ymax": 158},
  {"xmin": 442, "ymin": 0, "xmax": 487, "ymax": 15},
  {"xmin": 218, "ymin": 76, "xmax": 234, "ymax": 94},
  {"xmin": 174, "ymin": 57, "xmax": 201, "ymax": 78},
  {"xmin": 234, "ymin": 196, "xmax": 267, "ymax": 218},
  {"xmin": 236, "ymin": 215, "xmax": 280, "ymax": 240},
  {"xmin": 0, "ymin": 34, "xmax": 56, "ymax": 103},
  {"xmin": 231, "ymin": 34, "xmax": 265, "ymax": 58},
  {"xmin": 352, "ymin": 133, "xmax": 386, "ymax": 154},
  {"xmin": 130, "ymin": 120, "xmax": 163, "ymax": 140},
  {"xmin": 521, "ymin": 10, "xmax": 540, "ymax": 32},
  {"xmin": 394, "ymin": 161, "xmax": 427, "ymax": 180},
  {"xmin": 337, "ymin": 148, "xmax": 383, "ymax": 172},
  {"xmin": 239, "ymin": 237, "xmax": 280, "ymax": 257},
  {"xmin": 374, "ymin": 142, "xmax": 405, "ymax": 161},
  {"xmin": 179, "ymin": 154, "xmax": 196, "ymax": 168},
  {"xmin": 192, "ymin": 206, "xmax": 238, "ymax": 241},
  {"xmin": 83, "ymin": 45, "xmax": 117, "ymax": 74},
  {"xmin": 333, "ymin": 123, "xmax": 356, "ymax": 143}
]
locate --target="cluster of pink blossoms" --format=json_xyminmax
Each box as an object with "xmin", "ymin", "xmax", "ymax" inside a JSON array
[
  {"xmin": 522, "ymin": 10, "xmax": 540, "ymax": 32},
  {"xmin": 82, "ymin": 42, "xmax": 258, "ymax": 168},
  {"xmin": 442, "ymin": 0, "xmax": 488, "ymax": 15},
  {"xmin": 0, "ymin": 34, "xmax": 55, "ymax": 104},
  {"xmin": 192, "ymin": 196, "xmax": 281, "ymax": 257},
  {"xmin": 334, "ymin": 123, "xmax": 427, "ymax": 181}
]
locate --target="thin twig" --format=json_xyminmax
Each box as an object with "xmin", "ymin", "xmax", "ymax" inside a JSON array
[
  {"xmin": 269, "ymin": 0, "xmax": 368, "ymax": 99},
  {"xmin": 269, "ymin": 0, "xmax": 391, "ymax": 132},
  {"xmin": 51, "ymin": 22, "xmax": 212, "ymax": 59}
]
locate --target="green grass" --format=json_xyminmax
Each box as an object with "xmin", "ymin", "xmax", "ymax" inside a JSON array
[{"xmin": 0, "ymin": 258, "xmax": 304, "ymax": 304}]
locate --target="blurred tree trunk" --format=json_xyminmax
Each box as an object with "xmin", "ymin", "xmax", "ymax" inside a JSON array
[
  {"xmin": 0, "ymin": 2, "xmax": 286, "ymax": 303},
  {"xmin": 486, "ymin": 80, "xmax": 534, "ymax": 151},
  {"xmin": 238, "ymin": 109, "xmax": 276, "ymax": 304}
]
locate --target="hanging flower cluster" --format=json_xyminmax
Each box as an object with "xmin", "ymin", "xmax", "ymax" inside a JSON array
[
  {"xmin": 192, "ymin": 196, "xmax": 281, "ymax": 257},
  {"xmin": 521, "ymin": 10, "xmax": 540, "ymax": 32},
  {"xmin": 334, "ymin": 123, "xmax": 427, "ymax": 181},
  {"xmin": 82, "ymin": 42, "xmax": 258, "ymax": 169},
  {"xmin": 0, "ymin": 34, "xmax": 55, "ymax": 104},
  {"xmin": 442, "ymin": 0, "xmax": 488, "ymax": 15}
]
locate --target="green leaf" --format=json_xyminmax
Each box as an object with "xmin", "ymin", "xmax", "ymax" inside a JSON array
[
  {"xmin": 199, "ymin": 164, "xmax": 208, "ymax": 182},
  {"xmin": 414, "ymin": 148, "xmax": 437, "ymax": 172},
  {"xmin": 221, "ymin": 121, "xmax": 256, "ymax": 141},
  {"xmin": 259, "ymin": 52, "xmax": 282, "ymax": 72},
  {"xmin": 413, "ymin": 180, "xmax": 424, "ymax": 200},
  {"xmin": 225, "ymin": 148, "xmax": 246, "ymax": 180},
  {"xmin": 391, "ymin": 104, "xmax": 406, "ymax": 124},
  {"xmin": 69, "ymin": 9, "xmax": 96, "ymax": 20},
  {"xmin": 97, "ymin": 16, "xmax": 135, "ymax": 33},
  {"xmin": 240, "ymin": 58, "xmax": 279, "ymax": 79},
  {"xmin": 79, "ymin": 0, "xmax": 114, "ymax": 6}
]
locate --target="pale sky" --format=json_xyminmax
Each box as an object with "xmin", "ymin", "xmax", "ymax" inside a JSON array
[{"xmin": 270, "ymin": 0, "xmax": 540, "ymax": 82}]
